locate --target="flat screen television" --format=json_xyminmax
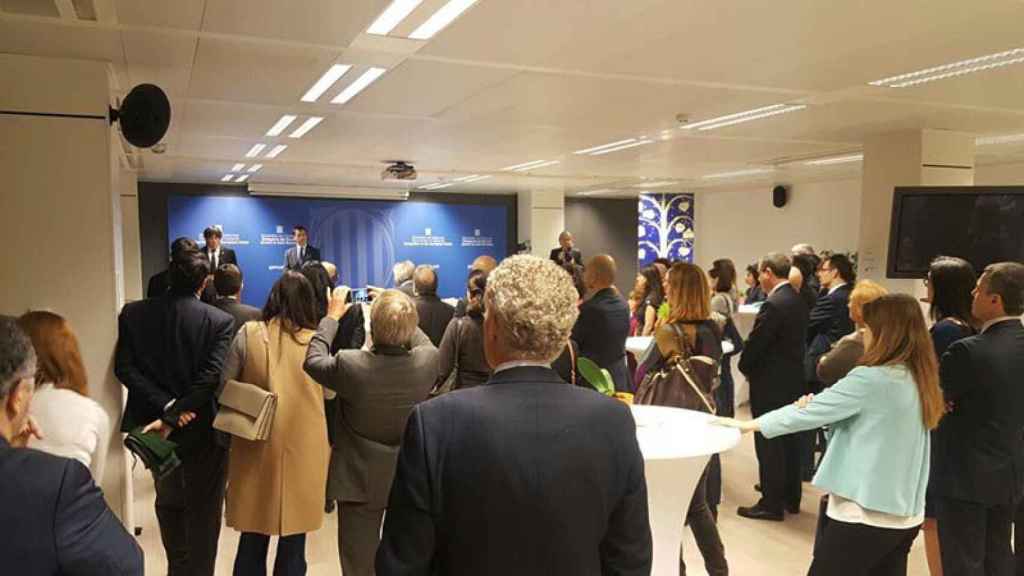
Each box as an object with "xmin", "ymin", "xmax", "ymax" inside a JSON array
[{"xmin": 888, "ymin": 186, "xmax": 1024, "ymax": 279}]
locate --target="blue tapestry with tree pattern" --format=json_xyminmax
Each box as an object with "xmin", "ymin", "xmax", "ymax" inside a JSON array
[{"xmin": 638, "ymin": 193, "xmax": 695, "ymax": 266}]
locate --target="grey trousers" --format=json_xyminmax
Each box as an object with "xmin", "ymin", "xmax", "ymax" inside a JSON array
[{"xmin": 339, "ymin": 502, "xmax": 385, "ymax": 576}]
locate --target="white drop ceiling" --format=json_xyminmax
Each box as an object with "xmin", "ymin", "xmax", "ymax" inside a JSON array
[{"xmin": 2, "ymin": 0, "xmax": 1024, "ymax": 197}]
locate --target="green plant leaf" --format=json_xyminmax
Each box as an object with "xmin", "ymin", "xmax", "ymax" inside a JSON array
[{"xmin": 577, "ymin": 357, "xmax": 615, "ymax": 396}]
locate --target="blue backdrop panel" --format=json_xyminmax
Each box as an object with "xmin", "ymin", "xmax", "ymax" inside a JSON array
[
  {"xmin": 638, "ymin": 193, "xmax": 695, "ymax": 267},
  {"xmin": 167, "ymin": 195, "xmax": 508, "ymax": 306}
]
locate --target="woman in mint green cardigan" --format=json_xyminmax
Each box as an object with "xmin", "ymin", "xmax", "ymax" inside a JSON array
[{"xmin": 718, "ymin": 294, "xmax": 944, "ymax": 575}]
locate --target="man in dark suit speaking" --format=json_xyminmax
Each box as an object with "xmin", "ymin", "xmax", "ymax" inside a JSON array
[
  {"xmin": 931, "ymin": 262, "xmax": 1024, "ymax": 574},
  {"xmin": 377, "ymin": 255, "xmax": 651, "ymax": 576},
  {"xmin": 0, "ymin": 317, "xmax": 143, "ymax": 575},
  {"xmin": 200, "ymin": 226, "xmax": 237, "ymax": 271},
  {"xmin": 550, "ymin": 230, "xmax": 583, "ymax": 269},
  {"xmin": 738, "ymin": 252, "xmax": 810, "ymax": 521},
  {"xmin": 572, "ymin": 254, "xmax": 631, "ymax": 392},
  {"xmin": 284, "ymin": 225, "xmax": 321, "ymax": 271}
]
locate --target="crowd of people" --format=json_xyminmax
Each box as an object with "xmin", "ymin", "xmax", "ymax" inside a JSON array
[{"xmin": 1, "ymin": 224, "xmax": 1023, "ymax": 576}]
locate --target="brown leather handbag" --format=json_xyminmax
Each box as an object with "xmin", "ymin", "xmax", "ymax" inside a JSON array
[{"xmin": 635, "ymin": 323, "xmax": 719, "ymax": 414}]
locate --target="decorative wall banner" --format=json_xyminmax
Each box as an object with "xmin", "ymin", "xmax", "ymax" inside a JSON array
[
  {"xmin": 168, "ymin": 195, "xmax": 508, "ymax": 306},
  {"xmin": 638, "ymin": 193, "xmax": 695, "ymax": 267}
]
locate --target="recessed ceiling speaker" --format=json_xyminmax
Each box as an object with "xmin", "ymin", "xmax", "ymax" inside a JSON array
[
  {"xmin": 109, "ymin": 84, "xmax": 171, "ymax": 148},
  {"xmin": 772, "ymin": 185, "xmax": 789, "ymax": 208}
]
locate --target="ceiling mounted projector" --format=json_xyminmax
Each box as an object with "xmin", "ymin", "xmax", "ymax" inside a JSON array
[
  {"xmin": 381, "ymin": 161, "xmax": 417, "ymax": 181},
  {"xmin": 109, "ymin": 83, "xmax": 171, "ymax": 148}
]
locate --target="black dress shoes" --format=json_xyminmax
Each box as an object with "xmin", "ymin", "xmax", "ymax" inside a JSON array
[
  {"xmin": 786, "ymin": 503, "xmax": 801, "ymax": 514},
  {"xmin": 737, "ymin": 504, "xmax": 784, "ymax": 521}
]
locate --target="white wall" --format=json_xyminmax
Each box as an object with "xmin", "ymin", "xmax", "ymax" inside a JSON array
[
  {"xmin": 694, "ymin": 178, "xmax": 863, "ymax": 274},
  {"xmin": 0, "ymin": 55, "xmax": 128, "ymax": 521}
]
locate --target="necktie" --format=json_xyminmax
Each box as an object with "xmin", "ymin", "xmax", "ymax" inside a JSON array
[{"xmin": 213, "ymin": 251, "xmax": 218, "ymax": 270}]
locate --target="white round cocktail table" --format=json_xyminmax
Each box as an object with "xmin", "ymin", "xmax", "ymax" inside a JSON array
[{"xmin": 631, "ymin": 405, "xmax": 741, "ymax": 576}]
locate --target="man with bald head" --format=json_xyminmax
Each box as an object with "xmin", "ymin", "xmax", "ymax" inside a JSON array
[
  {"xmin": 570, "ymin": 255, "xmax": 632, "ymax": 392},
  {"xmin": 413, "ymin": 265, "xmax": 455, "ymax": 347}
]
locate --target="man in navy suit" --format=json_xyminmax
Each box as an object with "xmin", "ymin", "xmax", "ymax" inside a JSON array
[
  {"xmin": 0, "ymin": 317, "xmax": 143, "ymax": 575},
  {"xmin": 284, "ymin": 225, "xmax": 321, "ymax": 271},
  {"xmin": 376, "ymin": 255, "xmax": 651, "ymax": 576},
  {"xmin": 806, "ymin": 253, "xmax": 856, "ymax": 389},
  {"xmin": 738, "ymin": 252, "xmax": 810, "ymax": 521},
  {"xmin": 931, "ymin": 262, "xmax": 1024, "ymax": 575},
  {"xmin": 549, "ymin": 230, "xmax": 583, "ymax": 269},
  {"xmin": 572, "ymin": 254, "xmax": 631, "ymax": 392}
]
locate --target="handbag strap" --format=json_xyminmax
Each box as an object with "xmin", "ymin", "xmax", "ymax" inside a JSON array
[{"xmin": 568, "ymin": 341, "xmax": 577, "ymax": 386}]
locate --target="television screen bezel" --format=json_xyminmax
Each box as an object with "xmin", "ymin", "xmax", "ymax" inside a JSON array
[{"xmin": 887, "ymin": 185, "xmax": 1024, "ymax": 279}]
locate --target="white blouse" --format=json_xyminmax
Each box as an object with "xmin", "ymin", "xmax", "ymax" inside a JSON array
[{"xmin": 28, "ymin": 384, "xmax": 111, "ymax": 482}]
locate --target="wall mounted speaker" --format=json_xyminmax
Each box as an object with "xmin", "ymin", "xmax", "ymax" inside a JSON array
[
  {"xmin": 772, "ymin": 185, "xmax": 789, "ymax": 208},
  {"xmin": 109, "ymin": 84, "xmax": 171, "ymax": 148}
]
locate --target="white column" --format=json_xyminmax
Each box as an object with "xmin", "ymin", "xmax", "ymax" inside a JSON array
[
  {"xmin": 857, "ymin": 129, "xmax": 975, "ymax": 294},
  {"xmin": 0, "ymin": 55, "xmax": 129, "ymax": 521},
  {"xmin": 517, "ymin": 189, "xmax": 565, "ymax": 257}
]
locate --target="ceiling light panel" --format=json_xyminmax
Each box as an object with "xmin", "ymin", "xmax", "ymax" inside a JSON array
[
  {"xmin": 289, "ymin": 117, "xmax": 324, "ymax": 139},
  {"xmin": 331, "ymin": 68, "xmax": 387, "ymax": 105},
  {"xmin": 265, "ymin": 144, "xmax": 288, "ymax": 158},
  {"xmin": 231, "ymin": 163, "xmax": 245, "ymax": 172},
  {"xmin": 367, "ymin": 0, "xmax": 423, "ymax": 35},
  {"xmin": 589, "ymin": 140, "xmax": 654, "ymax": 156},
  {"xmin": 463, "ymin": 175, "xmax": 492, "ymax": 183},
  {"xmin": 870, "ymin": 47, "xmax": 1024, "ymax": 88},
  {"xmin": 301, "ymin": 64, "xmax": 351, "ymax": 103},
  {"xmin": 512, "ymin": 160, "xmax": 560, "ymax": 172},
  {"xmin": 976, "ymin": 133, "xmax": 1024, "ymax": 146},
  {"xmin": 235, "ymin": 174, "xmax": 250, "ymax": 183},
  {"xmin": 501, "ymin": 160, "xmax": 549, "ymax": 171},
  {"xmin": 221, "ymin": 174, "xmax": 235, "ymax": 182},
  {"xmin": 245, "ymin": 144, "xmax": 266, "ymax": 158},
  {"xmin": 702, "ymin": 168, "xmax": 775, "ymax": 179},
  {"xmin": 805, "ymin": 154, "xmax": 863, "ymax": 166},
  {"xmin": 574, "ymin": 138, "xmax": 637, "ymax": 155},
  {"xmin": 266, "ymin": 114, "xmax": 297, "ymax": 136},
  {"xmin": 688, "ymin": 105, "xmax": 807, "ymax": 131},
  {"xmin": 409, "ymin": 0, "xmax": 478, "ymax": 39},
  {"xmin": 247, "ymin": 164, "xmax": 263, "ymax": 173}
]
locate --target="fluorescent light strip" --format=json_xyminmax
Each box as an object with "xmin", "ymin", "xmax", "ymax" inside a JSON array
[
  {"xmin": 266, "ymin": 114, "xmax": 297, "ymax": 136},
  {"xmin": 501, "ymin": 160, "xmax": 549, "ymax": 171},
  {"xmin": 682, "ymin": 104, "xmax": 788, "ymax": 130},
  {"xmin": 590, "ymin": 140, "xmax": 654, "ymax": 156},
  {"xmin": 976, "ymin": 133, "xmax": 1024, "ymax": 146},
  {"xmin": 886, "ymin": 56, "xmax": 1024, "ymax": 87},
  {"xmin": 265, "ymin": 144, "xmax": 288, "ymax": 158},
  {"xmin": 702, "ymin": 168, "xmax": 775, "ymax": 180},
  {"xmin": 235, "ymin": 174, "xmax": 250, "ymax": 183},
  {"xmin": 573, "ymin": 138, "xmax": 637, "ymax": 155},
  {"xmin": 870, "ymin": 47, "xmax": 1024, "ymax": 86},
  {"xmin": 221, "ymin": 174, "xmax": 236, "ymax": 182},
  {"xmin": 697, "ymin": 105, "xmax": 806, "ymax": 131},
  {"xmin": 463, "ymin": 175, "xmax": 492, "ymax": 183},
  {"xmin": 805, "ymin": 154, "xmax": 863, "ymax": 166},
  {"xmin": 422, "ymin": 182, "xmax": 454, "ymax": 190},
  {"xmin": 631, "ymin": 181, "xmax": 675, "ymax": 188},
  {"xmin": 301, "ymin": 64, "xmax": 351, "ymax": 103},
  {"xmin": 231, "ymin": 163, "xmax": 245, "ymax": 172},
  {"xmin": 513, "ymin": 160, "xmax": 560, "ymax": 172},
  {"xmin": 245, "ymin": 144, "xmax": 266, "ymax": 158},
  {"xmin": 331, "ymin": 68, "xmax": 387, "ymax": 105},
  {"xmin": 288, "ymin": 116, "xmax": 323, "ymax": 139},
  {"xmin": 247, "ymin": 164, "xmax": 263, "ymax": 173},
  {"xmin": 367, "ymin": 0, "xmax": 423, "ymax": 35},
  {"xmin": 452, "ymin": 174, "xmax": 480, "ymax": 182},
  {"xmin": 409, "ymin": 0, "xmax": 478, "ymax": 40}
]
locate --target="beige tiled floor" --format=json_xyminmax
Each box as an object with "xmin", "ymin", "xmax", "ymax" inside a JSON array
[{"xmin": 134, "ymin": 407, "xmax": 930, "ymax": 575}]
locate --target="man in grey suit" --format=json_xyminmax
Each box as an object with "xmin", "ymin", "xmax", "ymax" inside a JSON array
[
  {"xmin": 283, "ymin": 225, "xmax": 321, "ymax": 271},
  {"xmin": 304, "ymin": 288, "xmax": 438, "ymax": 576}
]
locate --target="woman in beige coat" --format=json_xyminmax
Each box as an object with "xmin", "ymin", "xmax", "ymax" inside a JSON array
[{"xmin": 220, "ymin": 271, "xmax": 330, "ymax": 576}]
